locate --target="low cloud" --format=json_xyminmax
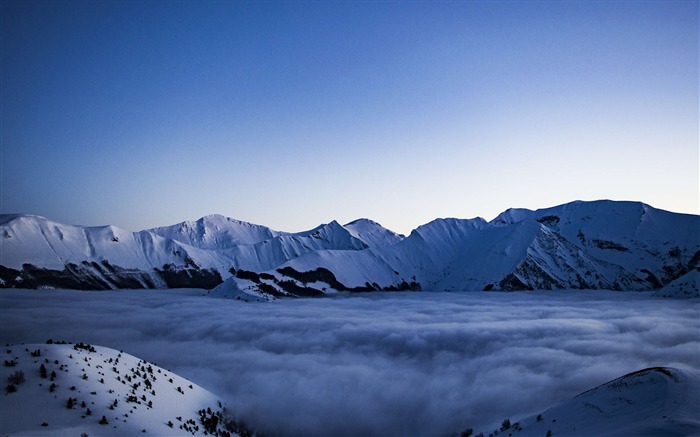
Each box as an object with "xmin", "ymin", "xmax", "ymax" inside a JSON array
[{"xmin": 1, "ymin": 289, "xmax": 698, "ymax": 436}]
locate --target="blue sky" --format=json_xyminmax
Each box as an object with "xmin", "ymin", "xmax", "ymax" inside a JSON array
[{"xmin": 2, "ymin": 1, "xmax": 697, "ymax": 234}]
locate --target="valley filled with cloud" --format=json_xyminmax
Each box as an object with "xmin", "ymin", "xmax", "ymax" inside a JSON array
[{"xmin": 1, "ymin": 289, "xmax": 697, "ymax": 436}]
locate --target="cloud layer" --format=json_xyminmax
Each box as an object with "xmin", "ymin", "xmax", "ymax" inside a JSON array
[{"xmin": 1, "ymin": 289, "xmax": 698, "ymax": 436}]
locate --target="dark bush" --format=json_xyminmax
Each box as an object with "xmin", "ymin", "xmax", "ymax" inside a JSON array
[{"xmin": 7, "ymin": 370, "xmax": 25, "ymax": 385}]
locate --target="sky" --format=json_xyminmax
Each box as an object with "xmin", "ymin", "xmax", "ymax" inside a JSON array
[
  {"xmin": 1, "ymin": 1, "xmax": 698, "ymax": 235},
  {"xmin": 1, "ymin": 289, "xmax": 698, "ymax": 436}
]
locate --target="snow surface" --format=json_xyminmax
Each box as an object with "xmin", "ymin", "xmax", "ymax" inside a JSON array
[
  {"xmin": 343, "ymin": 218, "xmax": 405, "ymax": 247},
  {"xmin": 150, "ymin": 214, "xmax": 285, "ymax": 249},
  {"xmin": 654, "ymin": 268, "xmax": 700, "ymax": 298},
  {"xmin": 480, "ymin": 367, "xmax": 700, "ymax": 437},
  {"xmin": 1, "ymin": 342, "xmax": 239, "ymax": 436}
]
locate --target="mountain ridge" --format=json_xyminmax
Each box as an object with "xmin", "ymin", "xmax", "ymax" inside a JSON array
[{"xmin": 1, "ymin": 200, "xmax": 698, "ymax": 296}]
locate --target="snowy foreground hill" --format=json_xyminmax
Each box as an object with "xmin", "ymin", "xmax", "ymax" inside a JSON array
[
  {"xmin": 462, "ymin": 367, "xmax": 700, "ymax": 437},
  {"xmin": 0, "ymin": 342, "xmax": 248, "ymax": 436},
  {"xmin": 1, "ymin": 200, "xmax": 698, "ymax": 296}
]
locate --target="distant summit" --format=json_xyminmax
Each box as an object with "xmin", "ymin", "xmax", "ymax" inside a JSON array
[{"xmin": 1, "ymin": 200, "xmax": 698, "ymax": 297}]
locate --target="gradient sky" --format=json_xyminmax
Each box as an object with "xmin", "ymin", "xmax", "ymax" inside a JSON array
[{"xmin": 1, "ymin": 1, "xmax": 698, "ymax": 235}]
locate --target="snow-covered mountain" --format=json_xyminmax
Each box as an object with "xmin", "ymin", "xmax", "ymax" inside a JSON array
[
  {"xmin": 2, "ymin": 200, "xmax": 698, "ymax": 296},
  {"xmin": 0, "ymin": 342, "xmax": 249, "ymax": 436},
  {"xmin": 459, "ymin": 367, "xmax": 700, "ymax": 437},
  {"xmin": 149, "ymin": 214, "xmax": 284, "ymax": 249},
  {"xmin": 344, "ymin": 218, "xmax": 405, "ymax": 247},
  {"xmin": 0, "ymin": 214, "xmax": 226, "ymax": 290},
  {"xmin": 0, "ymin": 215, "xmax": 390, "ymax": 291}
]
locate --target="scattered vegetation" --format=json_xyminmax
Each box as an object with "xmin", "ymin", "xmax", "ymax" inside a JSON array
[{"xmin": 73, "ymin": 342, "xmax": 96, "ymax": 353}]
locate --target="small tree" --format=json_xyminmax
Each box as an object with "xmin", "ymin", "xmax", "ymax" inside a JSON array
[
  {"xmin": 99, "ymin": 415, "xmax": 108, "ymax": 425},
  {"xmin": 461, "ymin": 429, "xmax": 474, "ymax": 437},
  {"xmin": 7, "ymin": 370, "xmax": 25, "ymax": 385},
  {"xmin": 66, "ymin": 397, "xmax": 74, "ymax": 409},
  {"xmin": 500, "ymin": 419, "xmax": 511, "ymax": 431},
  {"xmin": 40, "ymin": 364, "xmax": 47, "ymax": 378}
]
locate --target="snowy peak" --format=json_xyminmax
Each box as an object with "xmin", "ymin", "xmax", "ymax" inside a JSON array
[
  {"xmin": 490, "ymin": 207, "xmax": 535, "ymax": 226},
  {"xmin": 344, "ymin": 218, "xmax": 404, "ymax": 247},
  {"xmin": 409, "ymin": 217, "xmax": 488, "ymax": 244},
  {"xmin": 0, "ymin": 214, "xmax": 225, "ymax": 290},
  {"xmin": 491, "ymin": 199, "xmax": 651, "ymax": 231},
  {"xmin": 295, "ymin": 220, "xmax": 368, "ymax": 250},
  {"xmin": 486, "ymin": 200, "xmax": 700, "ymax": 288},
  {"xmin": 150, "ymin": 214, "xmax": 283, "ymax": 249},
  {"xmin": 0, "ymin": 215, "xmax": 138, "ymax": 270}
]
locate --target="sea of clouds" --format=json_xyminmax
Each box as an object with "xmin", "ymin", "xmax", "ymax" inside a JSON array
[{"xmin": 1, "ymin": 289, "xmax": 698, "ymax": 436}]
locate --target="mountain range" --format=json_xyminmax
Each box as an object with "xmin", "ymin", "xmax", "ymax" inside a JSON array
[{"xmin": 1, "ymin": 200, "xmax": 698, "ymax": 297}]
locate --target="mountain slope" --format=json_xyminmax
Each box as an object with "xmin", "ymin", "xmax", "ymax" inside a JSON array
[
  {"xmin": 492, "ymin": 200, "xmax": 700, "ymax": 288},
  {"xmin": 0, "ymin": 215, "xmax": 226, "ymax": 289},
  {"xmin": 1, "ymin": 342, "xmax": 247, "ymax": 436},
  {"xmin": 0, "ymin": 216, "xmax": 385, "ymax": 291},
  {"xmin": 653, "ymin": 268, "xmax": 700, "ymax": 298},
  {"xmin": 463, "ymin": 367, "xmax": 700, "ymax": 437},
  {"xmin": 344, "ymin": 218, "xmax": 405, "ymax": 247}
]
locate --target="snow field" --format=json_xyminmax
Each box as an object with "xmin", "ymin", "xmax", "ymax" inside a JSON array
[{"xmin": 1, "ymin": 342, "xmax": 239, "ymax": 436}]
